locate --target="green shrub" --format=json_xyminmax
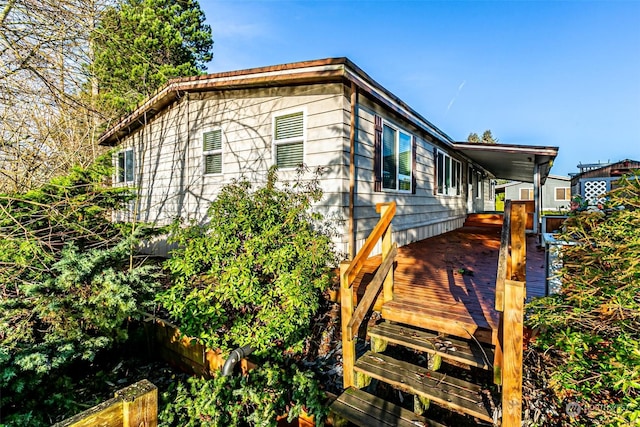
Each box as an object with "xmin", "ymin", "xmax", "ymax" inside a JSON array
[
  {"xmin": 527, "ymin": 172, "xmax": 640, "ymax": 426},
  {"xmin": 159, "ymin": 167, "xmax": 337, "ymax": 359},
  {"xmin": 0, "ymin": 156, "xmax": 160, "ymax": 424},
  {"xmin": 159, "ymin": 363, "xmax": 328, "ymax": 427}
]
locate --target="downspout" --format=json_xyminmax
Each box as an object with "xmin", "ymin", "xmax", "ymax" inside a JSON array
[
  {"xmin": 221, "ymin": 345, "xmax": 254, "ymax": 376},
  {"xmin": 348, "ymin": 81, "xmax": 357, "ymax": 259}
]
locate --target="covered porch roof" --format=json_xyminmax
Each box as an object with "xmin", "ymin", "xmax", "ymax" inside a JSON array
[{"xmin": 452, "ymin": 142, "xmax": 559, "ymax": 184}]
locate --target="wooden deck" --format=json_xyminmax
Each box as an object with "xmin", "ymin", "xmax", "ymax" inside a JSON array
[{"xmin": 354, "ymin": 224, "xmax": 546, "ymax": 345}]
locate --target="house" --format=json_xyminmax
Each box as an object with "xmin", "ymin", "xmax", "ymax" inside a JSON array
[
  {"xmin": 99, "ymin": 58, "xmax": 558, "ymax": 256},
  {"xmin": 496, "ymin": 175, "xmax": 572, "ymax": 212},
  {"xmin": 570, "ymin": 159, "xmax": 640, "ymax": 204}
]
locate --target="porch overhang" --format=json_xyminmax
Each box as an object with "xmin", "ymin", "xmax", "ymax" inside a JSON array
[{"xmin": 452, "ymin": 142, "xmax": 559, "ymax": 184}]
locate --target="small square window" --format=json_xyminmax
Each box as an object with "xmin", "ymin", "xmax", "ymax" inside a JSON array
[
  {"xmin": 555, "ymin": 187, "xmax": 571, "ymax": 201},
  {"xmin": 203, "ymin": 130, "xmax": 222, "ymax": 175},
  {"xmin": 519, "ymin": 188, "xmax": 534, "ymax": 200}
]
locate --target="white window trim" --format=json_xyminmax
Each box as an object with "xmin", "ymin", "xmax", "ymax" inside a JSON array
[
  {"xmin": 554, "ymin": 186, "xmax": 571, "ymax": 201},
  {"xmin": 381, "ymin": 120, "xmax": 413, "ymax": 193},
  {"xmin": 476, "ymin": 172, "xmax": 482, "ymax": 199},
  {"xmin": 436, "ymin": 149, "xmax": 461, "ymax": 196},
  {"xmin": 202, "ymin": 128, "xmax": 223, "ymax": 176},
  {"xmin": 519, "ymin": 187, "xmax": 534, "ymax": 200},
  {"xmin": 272, "ymin": 108, "xmax": 306, "ymax": 170},
  {"xmin": 116, "ymin": 148, "xmax": 135, "ymax": 184}
]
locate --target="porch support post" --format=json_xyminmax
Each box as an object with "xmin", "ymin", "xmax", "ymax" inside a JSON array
[{"xmin": 533, "ymin": 161, "xmax": 541, "ymax": 235}]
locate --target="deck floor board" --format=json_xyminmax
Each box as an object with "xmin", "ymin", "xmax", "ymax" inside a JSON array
[{"xmin": 354, "ymin": 225, "xmax": 546, "ymax": 344}]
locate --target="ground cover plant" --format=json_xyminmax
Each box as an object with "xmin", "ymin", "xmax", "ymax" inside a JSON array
[
  {"xmin": 525, "ymin": 172, "xmax": 640, "ymax": 426},
  {"xmin": 0, "ymin": 156, "xmax": 161, "ymax": 425}
]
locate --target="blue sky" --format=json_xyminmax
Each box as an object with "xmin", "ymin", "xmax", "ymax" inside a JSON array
[{"xmin": 199, "ymin": 0, "xmax": 640, "ymax": 176}]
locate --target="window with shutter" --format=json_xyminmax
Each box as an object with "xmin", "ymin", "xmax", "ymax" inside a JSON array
[
  {"xmin": 203, "ymin": 129, "xmax": 222, "ymax": 175},
  {"xmin": 116, "ymin": 148, "xmax": 135, "ymax": 184},
  {"xmin": 273, "ymin": 111, "xmax": 304, "ymax": 168}
]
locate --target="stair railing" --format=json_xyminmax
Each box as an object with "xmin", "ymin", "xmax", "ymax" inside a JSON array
[
  {"xmin": 340, "ymin": 201, "xmax": 396, "ymax": 389},
  {"xmin": 494, "ymin": 200, "xmax": 527, "ymax": 427}
]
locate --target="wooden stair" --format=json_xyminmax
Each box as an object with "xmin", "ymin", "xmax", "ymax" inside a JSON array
[
  {"xmin": 464, "ymin": 213, "xmax": 504, "ymax": 228},
  {"xmin": 330, "ymin": 322, "xmax": 497, "ymax": 426}
]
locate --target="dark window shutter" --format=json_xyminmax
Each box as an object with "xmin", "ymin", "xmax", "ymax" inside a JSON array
[
  {"xmin": 433, "ymin": 147, "xmax": 438, "ymax": 195},
  {"xmin": 374, "ymin": 115, "xmax": 382, "ymax": 192},
  {"xmin": 411, "ymin": 136, "xmax": 417, "ymax": 194}
]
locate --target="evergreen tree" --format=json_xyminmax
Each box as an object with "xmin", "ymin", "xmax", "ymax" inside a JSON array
[
  {"xmin": 467, "ymin": 129, "xmax": 498, "ymax": 144},
  {"xmin": 91, "ymin": 0, "xmax": 213, "ymax": 115}
]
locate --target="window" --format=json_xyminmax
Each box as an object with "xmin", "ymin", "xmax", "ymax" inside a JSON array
[
  {"xmin": 519, "ymin": 188, "xmax": 534, "ymax": 200},
  {"xmin": 382, "ymin": 123, "xmax": 412, "ymax": 191},
  {"xmin": 436, "ymin": 150, "xmax": 461, "ymax": 196},
  {"xmin": 555, "ymin": 187, "xmax": 571, "ymax": 201},
  {"xmin": 475, "ymin": 172, "xmax": 482, "ymax": 199},
  {"xmin": 273, "ymin": 111, "xmax": 304, "ymax": 169},
  {"xmin": 489, "ymin": 180, "xmax": 496, "ymax": 201},
  {"xmin": 203, "ymin": 129, "xmax": 222, "ymax": 175},
  {"xmin": 116, "ymin": 148, "xmax": 135, "ymax": 184}
]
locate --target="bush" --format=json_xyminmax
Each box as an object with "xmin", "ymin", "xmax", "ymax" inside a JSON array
[
  {"xmin": 0, "ymin": 156, "xmax": 161, "ymax": 424},
  {"xmin": 159, "ymin": 167, "xmax": 337, "ymax": 359},
  {"xmin": 159, "ymin": 362, "xmax": 328, "ymax": 427},
  {"xmin": 526, "ymin": 172, "xmax": 640, "ymax": 426}
]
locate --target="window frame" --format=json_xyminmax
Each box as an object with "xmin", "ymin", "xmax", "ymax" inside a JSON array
[
  {"xmin": 555, "ymin": 187, "xmax": 571, "ymax": 201},
  {"xmin": 202, "ymin": 128, "xmax": 223, "ymax": 176},
  {"xmin": 436, "ymin": 149, "xmax": 461, "ymax": 196},
  {"xmin": 475, "ymin": 172, "xmax": 482, "ymax": 199},
  {"xmin": 116, "ymin": 148, "xmax": 135, "ymax": 184},
  {"xmin": 272, "ymin": 109, "xmax": 306, "ymax": 170},
  {"xmin": 381, "ymin": 120, "xmax": 413, "ymax": 193},
  {"xmin": 519, "ymin": 188, "xmax": 534, "ymax": 200}
]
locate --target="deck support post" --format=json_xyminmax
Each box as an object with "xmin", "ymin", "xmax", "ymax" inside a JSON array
[
  {"xmin": 340, "ymin": 261, "xmax": 355, "ymax": 389},
  {"xmin": 502, "ymin": 279, "xmax": 525, "ymax": 427}
]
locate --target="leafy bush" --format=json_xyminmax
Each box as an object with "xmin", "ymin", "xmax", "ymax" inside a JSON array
[
  {"xmin": 0, "ymin": 156, "xmax": 161, "ymax": 424},
  {"xmin": 159, "ymin": 167, "xmax": 337, "ymax": 359},
  {"xmin": 159, "ymin": 362, "xmax": 327, "ymax": 427},
  {"xmin": 526, "ymin": 172, "xmax": 640, "ymax": 426}
]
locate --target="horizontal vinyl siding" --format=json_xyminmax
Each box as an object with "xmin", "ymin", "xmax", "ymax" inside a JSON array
[
  {"xmin": 115, "ymin": 83, "xmax": 349, "ymax": 255},
  {"xmin": 351, "ymin": 99, "xmax": 466, "ymax": 253}
]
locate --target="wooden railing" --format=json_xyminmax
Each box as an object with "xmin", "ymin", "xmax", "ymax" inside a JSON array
[
  {"xmin": 493, "ymin": 200, "xmax": 527, "ymax": 427},
  {"xmin": 340, "ymin": 202, "xmax": 396, "ymax": 388}
]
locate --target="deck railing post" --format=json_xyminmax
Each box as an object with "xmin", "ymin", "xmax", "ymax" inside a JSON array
[
  {"xmin": 340, "ymin": 261, "xmax": 355, "ymax": 389},
  {"xmin": 379, "ymin": 203, "xmax": 394, "ymax": 304},
  {"xmin": 502, "ymin": 279, "xmax": 525, "ymax": 427}
]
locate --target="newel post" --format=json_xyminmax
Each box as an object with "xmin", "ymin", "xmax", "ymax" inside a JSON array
[
  {"xmin": 379, "ymin": 203, "xmax": 394, "ymax": 304},
  {"xmin": 340, "ymin": 261, "xmax": 355, "ymax": 389}
]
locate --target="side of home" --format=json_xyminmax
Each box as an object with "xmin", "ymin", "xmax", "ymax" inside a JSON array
[
  {"xmin": 498, "ymin": 175, "xmax": 571, "ymax": 212},
  {"xmin": 101, "ymin": 58, "xmax": 550, "ymax": 257}
]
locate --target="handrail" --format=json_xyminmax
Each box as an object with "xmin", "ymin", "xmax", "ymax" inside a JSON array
[
  {"xmin": 495, "ymin": 200, "xmax": 512, "ymax": 312},
  {"xmin": 341, "ymin": 202, "xmax": 396, "ymax": 389},
  {"xmin": 343, "ymin": 201, "xmax": 396, "ymax": 286},
  {"xmin": 494, "ymin": 201, "xmax": 528, "ymax": 427},
  {"xmin": 347, "ymin": 244, "xmax": 397, "ymax": 337}
]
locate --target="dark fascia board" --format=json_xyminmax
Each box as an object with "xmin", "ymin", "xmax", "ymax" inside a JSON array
[{"xmin": 98, "ymin": 57, "xmax": 456, "ymax": 147}]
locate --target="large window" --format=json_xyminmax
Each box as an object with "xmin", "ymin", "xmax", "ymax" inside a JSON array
[
  {"xmin": 273, "ymin": 111, "xmax": 304, "ymax": 169},
  {"xmin": 382, "ymin": 123, "xmax": 412, "ymax": 191},
  {"xmin": 117, "ymin": 148, "xmax": 134, "ymax": 184},
  {"xmin": 203, "ymin": 129, "xmax": 222, "ymax": 175},
  {"xmin": 519, "ymin": 188, "xmax": 534, "ymax": 200},
  {"xmin": 436, "ymin": 150, "xmax": 461, "ymax": 196},
  {"xmin": 555, "ymin": 187, "xmax": 571, "ymax": 201}
]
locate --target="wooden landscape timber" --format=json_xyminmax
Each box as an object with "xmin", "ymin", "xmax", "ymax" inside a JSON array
[{"xmin": 53, "ymin": 380, "xmax": 157, "ymax": 427}]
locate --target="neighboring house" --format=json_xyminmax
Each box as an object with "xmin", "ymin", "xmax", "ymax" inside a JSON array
[
  {"xmin": 570, "ymin": 159, "xmax": 640, "ymax": 204},
  {"xmin": 496, "ymin": 175, "xmax": 572, "ymax": 212},
  {"xmin": 99, "ymin": 58, "xmax": 558, "ymax": 256}
]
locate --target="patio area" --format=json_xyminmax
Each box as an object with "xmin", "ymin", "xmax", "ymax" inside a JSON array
[{"xmin": 353, "ymin": 222, "xmax": 546, "ymax": 345}]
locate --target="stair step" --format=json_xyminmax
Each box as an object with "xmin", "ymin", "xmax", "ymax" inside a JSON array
[
  {"xmin": 354, "ymin": 351, "xmax": 495, "ymax": 423},
  {"xmin": 330, "ymin": 387, "xmax": 445, "ymax": 427},
  {"xmin": 381, "ymin": 300, "xmax": 496, "ymax": 344},
  {"xmin": 368, "ymin": 321, "xmax": 494, "ymax": 370}
]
